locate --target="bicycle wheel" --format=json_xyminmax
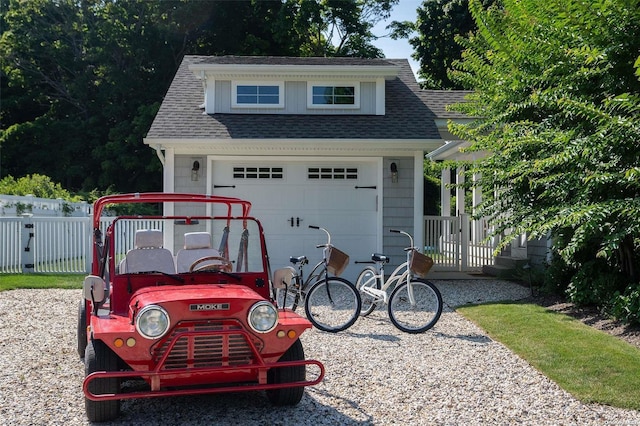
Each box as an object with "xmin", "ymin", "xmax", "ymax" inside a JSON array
[
  {"xmin": 304, "ymin": 277, "xmax": 361, "ymax": 332},
  {"xmin": 355, "ymin": 267, "xmax": 380, "ymax": 317},
  {"xmin": 388, "ymin": 279, "xmax": 442, "ymax": 333}
]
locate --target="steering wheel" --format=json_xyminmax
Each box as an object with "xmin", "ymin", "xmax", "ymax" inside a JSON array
[{"xmin": 189, "ymin": 256, "xmax": 233, "ymax": 273}]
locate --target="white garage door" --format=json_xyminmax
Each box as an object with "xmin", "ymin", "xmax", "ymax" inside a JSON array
[{"xmin": 211, "ymin": 158, "xmax": 379, "ymax": 281}]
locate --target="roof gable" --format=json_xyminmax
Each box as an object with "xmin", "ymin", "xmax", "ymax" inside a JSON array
[{"xmin": 146, "ymin": 56, "xmax": 468, "ymax": 141}]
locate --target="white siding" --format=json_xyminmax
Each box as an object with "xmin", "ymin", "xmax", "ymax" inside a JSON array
[
  {"xmin": 213, "ymin": 80, "xmax": 377, "ymax": 115},
  {"xmin": 382, "ymin": 157, "xmax": 415, "ymax": 271}
]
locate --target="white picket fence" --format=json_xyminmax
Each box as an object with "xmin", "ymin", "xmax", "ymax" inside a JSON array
[
  {"xmin": 0, "ymin": 217, "xmax": 164, "ymax": 274},
  {"xmin": 1, "ymin": 214, "xmax": 496, "ymax": 274}
]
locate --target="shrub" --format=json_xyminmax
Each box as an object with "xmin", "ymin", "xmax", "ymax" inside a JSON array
[
  {"xmin": 610, "ymin": 286, "xmax": 640, "ymax": 326},
  {"xmin": 566, "ymin": 259, "xmax": 627, "ymax": 307}
]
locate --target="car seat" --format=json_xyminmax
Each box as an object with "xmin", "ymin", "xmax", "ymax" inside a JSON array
[
  {"xmin": 175, "ymin": 232, "xmax": 223, "ymax": 273},
  {"xmin": 121, "ymin": 229, "xmax": 176, "ymax": 274}
]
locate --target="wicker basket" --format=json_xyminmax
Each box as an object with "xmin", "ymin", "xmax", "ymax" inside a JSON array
[
  {"xmin": 327, "ymin": 247, "xmax": 350, "ymax": 277},
  {"xmin": 409, "ymin": 250, "xmax": 434, "ymax": 278}
]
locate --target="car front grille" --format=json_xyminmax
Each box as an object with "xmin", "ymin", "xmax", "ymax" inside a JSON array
[{"xmin": 152, "ymin": 321, "xmax": 261, "ymax": 370}]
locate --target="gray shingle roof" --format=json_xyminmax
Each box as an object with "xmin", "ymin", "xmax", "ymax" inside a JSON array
[{"xmin": 146, "ymin": 55, "xmax": 468, "ymax": 140}]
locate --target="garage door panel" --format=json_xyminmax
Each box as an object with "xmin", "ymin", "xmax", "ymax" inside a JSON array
[{"xmin": 302, "ymin": 188, "xmax": 375, "ymax": 211}]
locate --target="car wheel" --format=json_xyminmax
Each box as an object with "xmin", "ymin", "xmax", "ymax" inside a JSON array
[
  {"xmin": 77, "ymin": 301, "xmax": 87, "ymax": 359},
  {"xmin": 85, "ymin": 340, "xmax": 120, "ymax": 422},
  {"xmin": 266, "ymin": 339, "xmax": 305, "ymax": 405}
]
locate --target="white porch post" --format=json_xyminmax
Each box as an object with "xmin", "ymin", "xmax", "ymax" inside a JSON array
[
  {"xmin": 472, "ymin": 172, "xmax": 482, "ymax": 243},
  {"xmin": 441, "ymin": 168, "xmax": 451, "ymax": 217},
  {"xmin": 456, "ymin": 167, "xmax": 465, "ymax": 215},
  {"xmin": 414, "ymin": 153, "xmax": 424, "ymax": 251}
]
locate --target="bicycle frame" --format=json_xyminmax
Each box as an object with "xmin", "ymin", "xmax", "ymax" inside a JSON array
[
  {"xmin": 279, "ymin": 226, "xmax": 333, "ymax": 306},
  {"xmin": 358, "ymin": 230, "xmax": 418, "ymax": 305},
  {"xmin": 295, "ymin": 260, "xmax": 326, "ymax": 297}
]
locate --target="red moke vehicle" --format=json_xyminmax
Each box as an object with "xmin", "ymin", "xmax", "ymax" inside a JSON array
[{"xmin": 78, "ymin": 193, "xmax": 324, "ymax": 422}]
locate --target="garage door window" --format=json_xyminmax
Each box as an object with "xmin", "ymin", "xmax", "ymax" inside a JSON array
[
  {"xmin": 308, "ymin": 167, "xmax": 358, "ymax": 180},
  {"xmin": 233, "ymin": 167, "xmax": 283, "ymax": 179}
]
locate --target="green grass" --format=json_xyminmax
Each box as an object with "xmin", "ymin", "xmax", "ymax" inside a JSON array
[
  {"xmin": 458, "ymin": 302, "xmax": 640, "ymax": 410},
  {"xmin": 0, "ymin": 274, "xmax": 82, "ymax": 291}
]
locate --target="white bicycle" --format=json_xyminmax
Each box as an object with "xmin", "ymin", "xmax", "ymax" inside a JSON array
[{"xmin": 355, "ymin": 229, "xmax": 443, "ymax": 333}]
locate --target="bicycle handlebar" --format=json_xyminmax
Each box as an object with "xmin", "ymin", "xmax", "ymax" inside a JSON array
[
  {"xmin": 309, "ymin": 225, "xmax": 332, "ymax": 247},
  {"xmin": 389, "ymin": 229, "xmax": 415, "ymax": 250}
]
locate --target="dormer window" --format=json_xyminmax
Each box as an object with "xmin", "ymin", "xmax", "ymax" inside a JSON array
[
  {"xmin": 308, "ymin": 82, "xmax": 360, "ymax": 109},
  {"xmin": 232, "ymin": 81, "xmax": 284, "ymax": 108}
]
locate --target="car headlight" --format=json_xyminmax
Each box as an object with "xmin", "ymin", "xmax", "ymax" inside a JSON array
[
  {"xmin": 248, "ymin": 301, "xmax": 278, "ymax": 333},
  {"xmin": 136, "ymin": 305, "xmax": 170, "ymax": 339}
]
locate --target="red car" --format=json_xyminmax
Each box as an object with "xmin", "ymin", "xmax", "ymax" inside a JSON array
[{"xmin": 78, "ymin": 193, "xmax": 324, "ymax": 422}]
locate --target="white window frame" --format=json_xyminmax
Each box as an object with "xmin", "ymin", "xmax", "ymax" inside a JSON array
[
  {"xmin": 232, "ymin": 81, "xmax": 284, "ymax": 108},
  {"xmin": 307, "ymin": 82, "xmax": 360, "ymax": 109}
]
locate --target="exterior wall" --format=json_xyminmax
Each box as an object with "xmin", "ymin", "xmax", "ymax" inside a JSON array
[
  {"xmin": 172, "ymin": 155, "xmax": 208, "ymax": 251},
  {"xmin": 214, "ymin": 81, "xmax": 376, "ymax": 115},
  {"xmin": 382, "ymin": 157, "xmax": 415, "ymax": 271},
  {"xmin": 528, "ymin": 237, "xmax": 550, "ymax": 267}
]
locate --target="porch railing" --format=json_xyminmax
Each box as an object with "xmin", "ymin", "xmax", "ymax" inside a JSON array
[{"xmin": 423, "ymin": 214, "xmax": 497, "ymax": 272}]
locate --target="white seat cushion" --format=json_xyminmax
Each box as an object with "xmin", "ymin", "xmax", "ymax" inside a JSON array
[
  {"xmin": 123, "ymin": 229, "xmax": 175, "ymax": 274},
  {"xmin": 175, "ymin": 232, "xmax": 223, "ymax": 273}
]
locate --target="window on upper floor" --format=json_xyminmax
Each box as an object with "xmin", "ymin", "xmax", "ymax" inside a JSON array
[
  {"xmin": 307, "ymin": 82, "xmax": 360, "ymax": 109},
  {"xmin": 232, "ymin": 82, "xmax": 284, "ymax": 108}
]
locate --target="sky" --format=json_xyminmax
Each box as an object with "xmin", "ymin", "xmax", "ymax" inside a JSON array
[{"xmin": 372, "ymin": 0, "xmax": 423, "ymax": 78}]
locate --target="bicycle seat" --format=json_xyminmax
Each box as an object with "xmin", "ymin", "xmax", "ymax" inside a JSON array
[
  {"xmin": 371, "ymin": 253, "xmax": 390, "ymax": 263},
  {"xmin": 290, "ymin": 255, "xmax": 308, "ymax": 265}
]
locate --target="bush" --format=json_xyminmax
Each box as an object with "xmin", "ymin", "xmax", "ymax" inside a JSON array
[
  {"xmin": 540, "ymin": 255, "xmax": 574, "ymax": 296},
  {"xmin": 566, "ymin": 259, "xmax": 627, "ymax": 307},
  {"xmin": 611, "ymin": 286, "xmax": 640, "ymax": 326},
  {"xmin": 0, "ymin": 174, "xmax": 82, "ymax": 201}
]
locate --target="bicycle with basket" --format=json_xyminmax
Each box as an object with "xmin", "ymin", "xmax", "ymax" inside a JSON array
[
  {"xmin": 272, "ymin": 225, "xmax": 362, "ymax": 332},
  {"xmin": 355, "ymin": 229, "xmax": 443, "ymax": 333}
]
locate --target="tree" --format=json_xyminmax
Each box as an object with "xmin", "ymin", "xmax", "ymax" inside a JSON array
[
  {"xmin": 278, "ymin": 0, "xmax": 399, "ymax": 57},
  {"xmin": 407, "ymin": 0, "xmax": 495, "ymax": 89},
  {"xmin": 1, "ymin": 0, "xmax": 398, "ymax": 194},
  {"xmin": 0, "ymin": 0, "xmax": 175, "ymax": 192},
  {"xmin": 448, "ymin": 0, "xmax": 640, "ymax": 318}
]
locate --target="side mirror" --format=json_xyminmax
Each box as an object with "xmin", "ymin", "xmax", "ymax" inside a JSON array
[
  {"xmin": 83, "ymin": 275, "xmax": 106, "ymax": 303},
  {"xmin": 272, "ymin": 267, "xmax": 296, "ymax": 289}
]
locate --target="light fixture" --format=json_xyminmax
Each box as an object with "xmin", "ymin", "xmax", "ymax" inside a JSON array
[
  {"xmin": 191, "ymin": 160, "xmax": 200, "ymax": 181},
  {"xmin": 390, "ymin": 162, "xmax": 398, "ymax": 183}
]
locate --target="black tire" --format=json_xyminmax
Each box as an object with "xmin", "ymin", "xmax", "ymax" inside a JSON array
[
  {"xmin": 388, "ymin": 279, "xmax": 443, "ymax": 333},
  {"xmin": 77, "ymin": 300, "xmax": 88, "ymax": 359},
  {"xmin": 305, "ymin": 277, "xmax": 361, "ymax": 332},
  {"xmin": 85, "ymin": 340, "xmax": 120, "ymax": 422},
  {"xmin": 355, "ymin": 267, "xmax": 380, "ymax": 317},
  {"xmin": 266, "ymin": 339, "xmax": 305, "ymax": 405}
]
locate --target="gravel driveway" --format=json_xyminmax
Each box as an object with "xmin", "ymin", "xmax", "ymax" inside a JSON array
[{"xmin": 1, "ymin": 280, "xmax": 639, "ymax": 425}]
